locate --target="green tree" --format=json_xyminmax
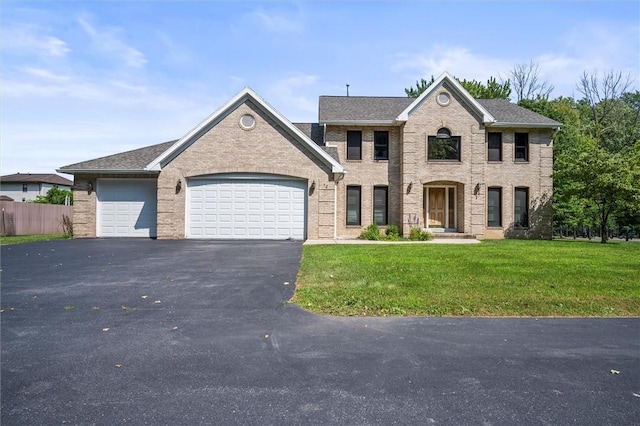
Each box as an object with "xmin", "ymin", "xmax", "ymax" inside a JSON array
[
  {"xmin": 33, "ymin": 185, "xmax": 73, "ymax": 205},
  {"xmin": 555, "ymin": 137, "xmax": 640, "ymax": 243},
  {"xmin": 405, "ymin": 75, "xmax": 511, "ymax": 99}
]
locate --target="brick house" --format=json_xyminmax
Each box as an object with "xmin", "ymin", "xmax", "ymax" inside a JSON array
[{"xmin": 58, "ymin": 72, "xmax": 560, "ymax": 240}]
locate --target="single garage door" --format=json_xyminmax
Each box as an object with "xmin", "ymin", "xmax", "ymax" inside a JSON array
[
  {"xmin": 187, "ymin": 177, "xmax": 306, "ymax": 240},
  {"xmin": 97, "ymin": 179, "xmax": 157, "ymax": 237}
]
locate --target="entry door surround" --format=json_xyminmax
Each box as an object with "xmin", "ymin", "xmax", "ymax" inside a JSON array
[{"xmin": 425, "ymin": 185, "xmax": 457, "ymax": 230}]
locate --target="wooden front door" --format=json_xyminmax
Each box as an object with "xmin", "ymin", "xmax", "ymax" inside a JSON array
[{"xmin": 428, "ymin": 188, "xmax": 446, "ymax": 227}]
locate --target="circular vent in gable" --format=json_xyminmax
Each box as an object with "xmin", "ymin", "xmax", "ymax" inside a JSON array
[{"xmin": 239, "ymin": 114, "xmax": 256, "ymax": 130}]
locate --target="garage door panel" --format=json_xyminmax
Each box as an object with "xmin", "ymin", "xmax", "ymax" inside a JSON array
[
  {"xmin": 187, "ymin": 178, "xmax": 306, "ymax": 240},
  {"xmin": 98, "ymin": 180, "xmax": 157, "ymax": 238}
]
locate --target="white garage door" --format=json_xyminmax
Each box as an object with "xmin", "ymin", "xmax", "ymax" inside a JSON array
[
  {"xmin": 187, "ymin": 177, "xmax": 306, "ymax": 240},
  {"xmin": 97, "ymin": 179, "xmax": 157, "ymax": 237}
]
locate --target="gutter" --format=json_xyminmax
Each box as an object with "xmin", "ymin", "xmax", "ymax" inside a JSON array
[
  {"xmin": 333, "ymin": 172, "xmax": 345, "ymax": 240},
  {"xmin": 56, "ymin": 169, "xmax": 160, "ymax": 175}
]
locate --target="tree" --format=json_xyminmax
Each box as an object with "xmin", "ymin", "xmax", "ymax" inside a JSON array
[
  {"xmin": 405, "ymin": 75, "xmax": 510, "ymax": 99},
  {"xmin": 405, "ymin": 76, "xmax": 436, "ymax": 97},
  {"xmin": 509, "ymin": 61, "xmax": 554, "ymax": 101},
  {"xmin": 33, "ymin": 186, "xmax": 73, "ymax": 205},
  {"xmin": 555, "ymin": 137, "xmax": 640, "ymax": 243}
]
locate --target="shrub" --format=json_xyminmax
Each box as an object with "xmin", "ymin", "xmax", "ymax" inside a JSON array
[
  {"xmin": 385, "ymin": 224, "xmax": 400, "ymax": 240},
  {"xmin": 359, "ymin": 223, "xmax": 381, "ymax": 240},
  {"xmin": 61, "ymin": 214, "xmax": 73, "ymax": 239},
  {"xmin": 408, "ymin": 227, "xmax": 433, "ymax": 241}
]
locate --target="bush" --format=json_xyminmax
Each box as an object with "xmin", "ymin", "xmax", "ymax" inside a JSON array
[
  {"xmin": 358, "ymin": 223, "xmax": 381, "ymax": 240},
  {"xmin": 385, "ymin": 224, "xmax": 400, "ymax": 240},
  {"xmin": 408, "ymin": 227, "xmax": 433, "ymax": 241},
  {"xmin": 61, "ymin": 214, "xmax": 73, "ymax": 239}
]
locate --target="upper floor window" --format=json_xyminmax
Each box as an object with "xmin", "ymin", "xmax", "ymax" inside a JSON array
[
  {"xmin": 488, "ymin": 132, "xmax": 502, "ymax": 162},
  {"xmin": 487, "ymin": 187, "xmax": 502, "ymax": 227},
  {"xmin": 347, "ymin": 130, "xmax": 362, "ymax": 160},
  {"xmin": 374, "ymin": 131, "xmax": 389, "ymax": 160},
  {"xmin": 515, "ymin": 133, "xmax": 529, "ymax": 162},
  {"xmin": 346, "ymin": 185, "xmax": 361, "ymax": 225},
  {"xmin": 428, "ymin": 128, "xmax": 461, "ymax": 161},
  {"xmin": 22, "ymin": 184, "xmax": 28, "ymax": 192},
  {"xmin": 373, "ymin": 186, "xmax": 388, "ymax": 226},
  {"xmin": 514, "ymin": 187, "xmax": 529, "ymax": 227}
]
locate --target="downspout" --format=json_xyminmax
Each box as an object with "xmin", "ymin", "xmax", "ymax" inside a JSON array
[{"xmin": 333, "ymin": 172, "xmax": 345, "ymax": 240}]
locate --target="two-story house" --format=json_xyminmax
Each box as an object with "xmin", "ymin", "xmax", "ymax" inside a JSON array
[
  {"xmin": 0, "ymin": 173, "xmax": 74, "ymax": 202},
  {"xmin": 58, "ymin": 72, "xmax": 560, "ymax": 240}
]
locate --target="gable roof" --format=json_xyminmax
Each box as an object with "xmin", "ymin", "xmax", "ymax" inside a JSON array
[
  {"xmin": 1, "ymin": 173, "xmax": 73, "ymax": 186},
  {"xmin": 58, "ymin": 141, "xmax": 176, "ymax": 174},
  {"xmin": 319, "ymin": 96, "xmax": 413, "ymax": 124},
  {"xmin": 477, "ymin": 99, "xmax": 561, "ymax": 128},
  {"xmin": 147, "ymin": 88, "xmax": 344, "ymax": 174},
  {"xmin": 397, "ymin": 72, "xmax": 495, "ymax": 123},
  {"xmin": 318, "ymin": 72, "xmax": 561, "ymax": 129}
]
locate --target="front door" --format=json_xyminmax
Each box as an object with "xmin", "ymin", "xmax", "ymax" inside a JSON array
[{"xmin": 428, "ymin": 188, "xmax": 446, "ymax": 227}]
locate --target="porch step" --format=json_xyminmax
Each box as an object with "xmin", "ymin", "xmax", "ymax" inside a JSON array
[{"xmin": 431, "ymin": 232, "xmax": 477, "ymax": 239}]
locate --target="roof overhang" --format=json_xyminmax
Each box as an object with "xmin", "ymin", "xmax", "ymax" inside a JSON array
[
  {"xmin": 486, "ymin": 122, "xmax": 562, "ymax": 129},
  {"xmin": 145, "ymin": 87, "xmax": 345, "ymax": 174},
  {"xmin": 396, "ymin": 72, "xmax": 496, "ymax": 124},
  {"xmin": 55, "ymin": 169, "xmax": 160, "ymax": 175},
  {"xmin": 320, "ymin": 120, "xmax": 402, "ymax": 126}
]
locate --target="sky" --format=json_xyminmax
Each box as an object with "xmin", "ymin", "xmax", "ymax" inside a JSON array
[{"xmin": 1, "ymin": 0, "xmax": 639, "ymax": 177}]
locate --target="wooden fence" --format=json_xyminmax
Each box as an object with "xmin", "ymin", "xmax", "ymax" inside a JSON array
[{"xmin": 0, "ymin": 201, "xmax": 73, "ymax": 236}]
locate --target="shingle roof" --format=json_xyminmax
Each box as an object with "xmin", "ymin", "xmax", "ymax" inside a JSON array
[
  {"xmin": 319, "ymin": 96, "xmax": 413, "ymax": 122},
  {"xmin": 1, "ymin": 173, "xmax": 73, "ymax": 186},
  {"xmin": 58, "ymin": 140, "xmax": 177, "ymax": 172},
  {"xmin": 476, "ymin": 99, "xmax": 561, "ymax": 126},
  {"xmin": 293, "ymin": 123, "xmax": 324, "ymax": 146},
  {"xmin": 319, "ymin": 96, "xmax": 561, "ymax": 127}
]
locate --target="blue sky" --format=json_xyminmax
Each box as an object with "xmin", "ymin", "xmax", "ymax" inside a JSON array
[{"xmin": 2, "ymin": 0, "xmax": 638, "ymax": 176}]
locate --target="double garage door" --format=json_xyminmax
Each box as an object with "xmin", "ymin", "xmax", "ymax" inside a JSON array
[{"xmin": 187, "ymin": 177, "xmax": 306, "ymax": 240}]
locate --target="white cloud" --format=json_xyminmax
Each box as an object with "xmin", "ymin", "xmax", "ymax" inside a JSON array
[
  {"xmin": 77, "ymin": 15, "xmax": 147, "ymax": 68},
  {"xmin": 391, "ymin": 45, "xmax": 513, "ymax": 85},
  {"xmin": 1, "ymin": 24, "xmax": 70, "ymax": 57},
  {"xmin": 249, "ymin": 7, "xmax": 303, "ymax": 34},
  {"xmin": 264, "ymin": 73, "xmax": 319, "ymax": 122}
]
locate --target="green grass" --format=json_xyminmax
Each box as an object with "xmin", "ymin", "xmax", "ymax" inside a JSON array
[
  {"xmin": 292, "ymin": 240, "xmax": 640, "ymax": 317},
  {"xmin": 0, "ymin": 234, "xmax": 67, "ymax": 245}
]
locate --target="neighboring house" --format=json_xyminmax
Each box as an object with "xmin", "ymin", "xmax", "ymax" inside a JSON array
[
  {"xmin": 0, "ymin": 173, "xmax": 73, "ymax": 203},
  {"xmin": 58, "ymin": 72, "xmax": 560, "ymax": 240}
]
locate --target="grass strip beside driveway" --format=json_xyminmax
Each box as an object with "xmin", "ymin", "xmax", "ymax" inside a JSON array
[
  {"xmin": 0, "ymin": 234, "xmax": 67, "ymax": 245},
  {"xmin": 292, "ymin": 240, "xmax": 640, "ymax": 317}
]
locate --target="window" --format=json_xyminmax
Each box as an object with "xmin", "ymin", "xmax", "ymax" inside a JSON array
[
  {"xmin": 373, "ymin": 186, "xmax": 388, "ymax": 226},
  {"xmin": 22, "ymin": 184, "xmax": 28, "ymax": 192},
  {"xmin": 488, "ymin": 132, "xmax": 502, "ymax": 161},
  {"xmin": 346, "ymin": 186, "xmax": 361, "ymax": 225},
  {"xmin": 514, "ymin": 187, "xmax": 529, "ymax": 227},
  {"xmin": 487, "ymin": 187, "xmax": 502, "ymax": 227},
  {"xmin": 347, "ymin": 131, "xmax": 362, "ymax": 160},
  {"xmin": 428, "ymin": 128, "xmax": 461, "ymax": 161},
  {"xmin": 374, "ymin": 131, "xmax": 389, "ymax": 160},
  {"xmin": 515, "ymin": 133, "xmax": 529, "ymax": 161}
]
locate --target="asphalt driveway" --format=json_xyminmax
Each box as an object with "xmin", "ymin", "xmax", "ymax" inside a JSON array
[{"xmin": 1, "ymin": 239, "xmax": 638, "ymax": 425}]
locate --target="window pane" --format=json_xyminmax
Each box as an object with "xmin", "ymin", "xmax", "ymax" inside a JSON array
[
  {"xmin": 428, "ymin": 136, "xmax": 460, "ymax": 160},
  {"xmin": 514, "ymin": 187, "xmax": 529, "ymax": 227},
  {"xmin": 373, "ymin": 186, "xmax": 388, "ymax": 226},
  {"xmin": 515, "ymin": 133, "xmax": 529, "ymax": 161},
  {"xmin": 488, "ymin": 132, "xmax": 502, "ymax": 161},
  {"xmin": 487, "ymin": 187, "xmax": 502, "ymax": 227},
  {"xmin": 346, "ymin": 186, "xmax": 361, "ymax": 225},
  {"xmin": 347, "ymin": 131, "xmax": 362, "ymax": 160},
  {"xmin": 374, "ymin": 131, "xmax": 389, "ymax": 160}
]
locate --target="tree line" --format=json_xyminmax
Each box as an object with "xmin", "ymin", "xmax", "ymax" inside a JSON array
[{"xmin": 406, "ymin": 63, "xmax": 640, "ymax": 243}]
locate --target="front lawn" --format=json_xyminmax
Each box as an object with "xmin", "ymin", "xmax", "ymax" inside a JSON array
[
  {"xmin": 0, "ymin": 234, "xmax": 67, "ymax": 246},
  {"xmin": 292, "ymin": 240, "xmax": 640, "ymax": 317}
]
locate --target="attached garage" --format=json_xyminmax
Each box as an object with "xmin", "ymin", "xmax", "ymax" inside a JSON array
[
  {"xmin": 186, "ymin": 175, "xmax": 306, "ymax": 240},
  {"xmin": 97, "ymin": 179, "xmax": 157, "ymax": 237}
]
